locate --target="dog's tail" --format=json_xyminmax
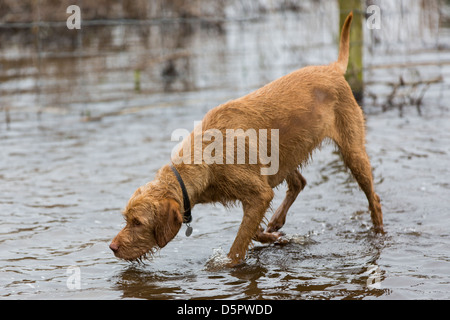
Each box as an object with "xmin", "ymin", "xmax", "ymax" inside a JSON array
[{"xmin": 332, "ymin": 11, "xmax": 353, "ymax": 74}]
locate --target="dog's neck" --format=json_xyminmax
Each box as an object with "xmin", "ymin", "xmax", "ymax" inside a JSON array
[
  {"xmin": 169, "ymin": 164, "xmax": 192, "ymax": 223},
  {"xmin": 156, "ymin": 164, "xmax": 206, "ymax": 214}
]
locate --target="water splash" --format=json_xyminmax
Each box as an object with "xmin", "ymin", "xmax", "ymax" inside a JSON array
[
  {"xmin": 204, "ymin": 248, "xmax": 231, "ymax": 271},
  {"xmin": 279, "ymin": 234, "xmax": 314, "ymax": 245}
]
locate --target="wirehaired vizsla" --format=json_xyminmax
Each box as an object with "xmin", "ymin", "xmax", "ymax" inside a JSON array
[{"xmin": 110, "ymin": 12, "xmax": 383, "ymax": 266}]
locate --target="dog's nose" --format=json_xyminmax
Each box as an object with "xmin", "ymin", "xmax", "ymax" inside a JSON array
[{"xmin": 109, "ymin": 242, "xmax": 119, "ymax": 252}]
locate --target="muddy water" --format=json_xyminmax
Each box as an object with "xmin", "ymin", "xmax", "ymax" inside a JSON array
[{"xmin": 1, "ymin": 6, "xmax": 450, "ymax": 299}]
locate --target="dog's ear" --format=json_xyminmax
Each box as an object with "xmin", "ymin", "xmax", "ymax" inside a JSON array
[{"xmin": 154, "ymin": 199, "xmax": 183, "ymax": 248}]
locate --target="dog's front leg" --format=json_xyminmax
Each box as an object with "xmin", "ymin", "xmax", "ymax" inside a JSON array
[{"xmin": 227, "ymin": 190, "xmax": 273, "ymax": 266}]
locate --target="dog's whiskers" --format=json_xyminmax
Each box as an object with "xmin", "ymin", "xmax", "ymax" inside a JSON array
[{"xmin": 128, "ymin": 246, "xmax": 160, "ymax": 265}]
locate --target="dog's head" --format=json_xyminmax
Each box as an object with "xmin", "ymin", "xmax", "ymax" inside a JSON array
[{"xmin": 109, "ymin": 185, "xmax": 183, "ymax": 262}]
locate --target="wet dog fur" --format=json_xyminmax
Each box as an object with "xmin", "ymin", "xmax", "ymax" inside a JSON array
[{"xmin": 109, "ymin": 12, "xmax": 383, "ymax": 266}]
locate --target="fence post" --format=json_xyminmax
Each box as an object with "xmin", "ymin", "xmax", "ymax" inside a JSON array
[{"xmin": 339, "ymin": 0, "xmax": 364, "ymax": 104}]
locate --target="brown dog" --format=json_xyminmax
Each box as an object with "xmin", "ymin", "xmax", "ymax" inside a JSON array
[{"xmin": 110, "ymin": 12, "xmax": 383, "ymax": 266}]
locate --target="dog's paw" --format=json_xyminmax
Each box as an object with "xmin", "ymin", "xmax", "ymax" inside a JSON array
[
  {"xmin": 273, "ymin": 234, "xmax": 289, "ymax": 245},
  {"xmin": 253, "ymin": 227, "xmax": 285, "ymax": 244}
]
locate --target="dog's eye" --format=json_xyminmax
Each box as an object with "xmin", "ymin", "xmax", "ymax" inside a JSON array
[{"xmin": 132, "ymin": 219, "xmax": 142, "ymax": 227}]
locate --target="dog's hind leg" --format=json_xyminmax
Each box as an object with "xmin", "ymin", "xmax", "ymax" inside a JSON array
[
  {"xmin": 339, "ymin": 144, "xmax": 383, "ymax": 232},
  {"xmin": 252, "ymin": 170, "xmax": 306, "ymax": 244},
  {"xmin": 266, "ymin": 170, "xmax": 306, "ymax": 233},
  {"xmin": 333, "ymin": 102, "xmax": 384, "ymax": 233}
]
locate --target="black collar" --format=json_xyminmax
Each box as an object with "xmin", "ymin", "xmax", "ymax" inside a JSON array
[{"xmin": 170, "ymin": 164, "xmax": 192, "ymax": 224}]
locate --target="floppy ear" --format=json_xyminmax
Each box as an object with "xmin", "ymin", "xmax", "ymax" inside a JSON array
[{"xmin": 154, "ymin": 199, "xmax": 183, "ymax": 248}]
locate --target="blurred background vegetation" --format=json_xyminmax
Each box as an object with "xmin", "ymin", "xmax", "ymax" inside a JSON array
[{"xmin": 0, "ymin": 0, "xmax": 449, "ymax": 121}]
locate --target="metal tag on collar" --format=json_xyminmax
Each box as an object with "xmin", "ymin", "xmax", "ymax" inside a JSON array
[
  {"xmin": 185, "ymin": 224, "xmax": 193, "ymax": 237},
  {"xmin": 183, "ymin": 213, "xmax": 192, "ymax": 237}
]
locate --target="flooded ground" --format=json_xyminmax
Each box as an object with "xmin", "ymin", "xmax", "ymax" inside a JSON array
[{"xmin": 1, "ymin": 2, "xmax": 450, "ymax": 299}]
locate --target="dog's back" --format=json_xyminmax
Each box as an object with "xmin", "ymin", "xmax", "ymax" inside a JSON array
[{"xmin": 198, "ymin": 13, "xmax": 355, "ymax": 188}]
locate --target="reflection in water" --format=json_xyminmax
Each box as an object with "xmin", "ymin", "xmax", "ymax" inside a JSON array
[
  {"xmin": 2, "ymin": 0, "xmax": 445, "ymax": 117},
  {"xmin": 113, "ymin": 266, "xmax": 194, "ymax": 300},
  {"xmin": 110, "ymin": 231, "xmax": 387, "ymax": 300}
]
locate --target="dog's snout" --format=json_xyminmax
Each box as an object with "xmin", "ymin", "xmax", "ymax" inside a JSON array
[{"xmin": 109, "ymin": 242, "xmax": 119, "ymax": 252}]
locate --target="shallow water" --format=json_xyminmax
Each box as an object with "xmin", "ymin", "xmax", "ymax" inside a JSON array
[
  {"xmin": 2, "ymin": 103, "xmax": 450, "ymax": 300},
  {"xmin": 1, "ymin": 3, "xmax": 450, "ymax": 300}
]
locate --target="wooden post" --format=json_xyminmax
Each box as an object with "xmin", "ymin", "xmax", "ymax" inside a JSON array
[{"xmin": 339, "ymin": 0, "xmax": 364, "ymax": 103}]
